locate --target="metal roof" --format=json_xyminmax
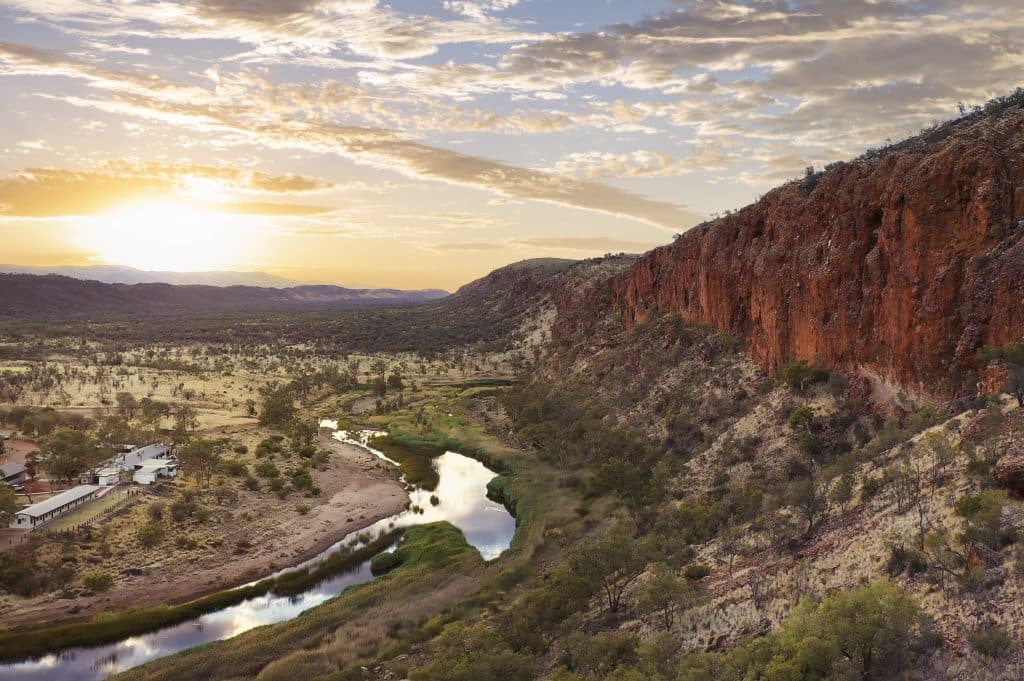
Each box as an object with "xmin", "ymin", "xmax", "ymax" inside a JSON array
[
  {"xmin": 17, "ymin": 485, "xmax": 99, "ymax": 518},
  {"xmin": 1, "ymin": 462, "xmax": 26, "ymax": 478},
  {"xmin": 106, "ymin": 443, "xmax": 170, "ymax": 471}
]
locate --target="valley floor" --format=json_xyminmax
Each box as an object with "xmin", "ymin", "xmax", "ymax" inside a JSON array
[{"xmin": 2, "ymin": 431, "xmax": 408, "ymax": 628}]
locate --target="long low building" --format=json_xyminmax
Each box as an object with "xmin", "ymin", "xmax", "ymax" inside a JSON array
[{"xmin": 9, "ymin": 485, "xmax": 100, "ymax": 529}]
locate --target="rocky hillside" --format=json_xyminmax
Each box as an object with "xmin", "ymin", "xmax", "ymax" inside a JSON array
[{"xmin": 604, "ymin": 104, "xmax": 1024, "ymax": 401}]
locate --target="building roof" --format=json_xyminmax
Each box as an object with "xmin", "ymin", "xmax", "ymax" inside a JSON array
[
  {"xmin": 105, "ymin": 443, "xmax": 170, "ymax": 471},
  {"xmin": 1, "ymin": 462, "xmax": 26, "ymax": 479},
  {"xmin": 136, "ymin": 459, "xmax": 176, "ymax": 471},
  {"xmin": 17, "ymin": 485, "xmax": 98, "ymax": 518}
]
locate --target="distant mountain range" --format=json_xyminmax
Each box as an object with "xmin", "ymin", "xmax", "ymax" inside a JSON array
[
  {"xmin": 0, "ymin": 273, "xmax": 449, "ymax": 319},
  {"xmin": 0, "ymin": 264, "xmax": 305, "ymax": 288}
]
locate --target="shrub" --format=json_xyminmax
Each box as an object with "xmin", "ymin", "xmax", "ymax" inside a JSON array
[
  {"xmin": 254, "ymin": 461, "xmax": 280, "ymax": 479},
  {"xmin": 861, "ymin": 475, "xmax": 884, "ymax": 500},
  {"xmin": 780, "ymin": 360, "xmax": 829, "ymax": 391},
  {"xmin": 137, "ymin": 523, "xmax": 164, "ymax": 548},
  {"xmin": 175, "ymin": 535, "xmax": 199, "ymax": 550},
  {"xmin": 83, "ymin": 572, "xmax": 114, "ymax": 592},
  {"xmin": 970, "ymin": 625, "xmax": 1012, "ymax": 659},
  {"xmin": 370, "ymin": 550, "xmax": 404, "ymax": 575},
  {"xmin": 296, "ymin": 503, "xmax": 311, "ymax": 516},
  {"xmin": 233, "ymin": 444, "xmax": 248, "ymax": 455},
  {"xmin": 147, "ymin": 502, "xmax": 165, "ymax": 522},
  {"xmin": 170, "ymin": 498, "xmax": 196, "ymax": 522},
  {"xmin": 684, "ymin": 564, "xmax": 711, "ymax": 581},
  {"xmin": 221, "ymin": 459, "xmax": 248, "ymax": 476}
]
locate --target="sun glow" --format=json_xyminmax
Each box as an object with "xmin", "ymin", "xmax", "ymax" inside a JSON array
[{"xmin": 88, "ymin": 199, "xmax": 259, "ymax": 272}]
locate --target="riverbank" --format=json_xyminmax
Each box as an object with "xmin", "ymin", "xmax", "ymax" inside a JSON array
[{"xmin": 1, "ymin": 431, "xmax": 409, "ymax": 629}]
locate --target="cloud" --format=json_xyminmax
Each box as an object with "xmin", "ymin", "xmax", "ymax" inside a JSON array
[
  {"xmin": 512, "ymin": 237, "xmax": 661, "ymax": 253},
  {"xmin": 1, "ymin": 41, "xmax": 702, "ymax": 231},
  {"xmin": 0, "ymin": 163, "xmax": 336, "ymax": 217}
]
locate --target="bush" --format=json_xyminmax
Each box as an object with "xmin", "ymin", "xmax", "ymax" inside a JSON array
[
  {"xmin": 233, "ymin": 444, "xmax": 248, "ymax": 455},
  {"xmin": 147, "ymin": 502, "xmax": 165, "ymax": 522},
  {"xmin": 296, "ymin": 503, "xmax": 311, "ymax": 516},
  {"xmin": 170, "ymin": 498, "xmax": 196, "ymax": 522},
  {"xmin": 83, "ymin": 572, "xmax": 114, "ymax": 592},
  {"xmin": 780, "ymin": 360, "xmax": 829, "ymax": 391},
  {"xmin": 684, "ymin": 564, "xmax": 711, "ymax": 581},
  {"xmin": 370, "ymin": 550, "xmax": 404, "ymax": 575},
  {"xmin": 254, "ymin": 461, "xmax": 280, "ymax": 479},
  {"xmin": 175, "ymin": 535, "xmax": 199, "ymax": 550},
  {"xmin": 221, "ymin": 459, "xmax": 248, "ymax": 476},
  {"xmin": 970, "ymin": 625, "xmax": 1012, "ymax": 659},
  {"xmin": 137, "ymin": 523, "xmax": 164, "ymax": 548}
]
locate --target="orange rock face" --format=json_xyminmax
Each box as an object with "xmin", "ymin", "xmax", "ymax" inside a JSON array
[{"xmin": 612, "ymin": 109, "xmax": 1024, "ymax": 399}]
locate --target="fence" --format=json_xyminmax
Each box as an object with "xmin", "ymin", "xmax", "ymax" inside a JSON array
[{"xmin": 42, "ymin": 487, "xmax": 148, "ymax": 538}]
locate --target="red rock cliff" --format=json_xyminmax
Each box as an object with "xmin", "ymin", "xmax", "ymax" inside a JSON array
[{"xmin": 612, "ymin": 108, "xmax": 1024, "ymax": 399}]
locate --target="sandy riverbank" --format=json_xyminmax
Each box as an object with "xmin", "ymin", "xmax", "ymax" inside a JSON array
[{"xmin": 2, "ymin": 431, "xmax": 409, "ymax": 628}]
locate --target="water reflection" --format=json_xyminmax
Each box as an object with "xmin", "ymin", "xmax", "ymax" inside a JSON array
[{"xmin": 0, "ymin": 428, "xmax": 515, "ymax": 681}]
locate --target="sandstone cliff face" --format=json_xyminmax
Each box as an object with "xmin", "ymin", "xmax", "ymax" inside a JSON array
[{"xmin": 611, "ymin": 108, "xmax": 1024, "ymax": 399}]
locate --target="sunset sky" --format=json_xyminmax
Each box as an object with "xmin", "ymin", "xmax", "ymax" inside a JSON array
[{"xmin": 1, "ymin": 1, "xmax": 1022, "ymax": 290}]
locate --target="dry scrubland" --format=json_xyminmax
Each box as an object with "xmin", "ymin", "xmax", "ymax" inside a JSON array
[{"xmin": 0, "ymin": 336, "xmax": 526, "ymax": 628}]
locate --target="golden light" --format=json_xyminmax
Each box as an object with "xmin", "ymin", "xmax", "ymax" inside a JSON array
[{"xmin": 86, "ymin": 199, "xmax": 260, "ymax": 272}]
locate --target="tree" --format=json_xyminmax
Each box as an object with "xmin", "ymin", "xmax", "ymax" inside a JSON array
[
  {"xmin": 139, "ymin": 398, "xmax": 169, "ymax": 431},
  {"xmin": 370, "ymin": 358, "xmax": 388, "ymax": 380},
  {"xmin": 568, "ymin": 521, "xmax": 655, "ymax": 613},
  {"xmin": 0, "ymin": 485, "xmax": 16, "ymax": 526},
  {"xmin": 893, "ymin": 457, "xmax": 929, "ymax": 548},
  {"xmin": 829, "ymin": 471, "xmax": 855, "ymax": 512},
  {"xmin": 259, "ymin": 388, "xmax": 296, "ymax": 429},
  {"xmin": 638, "ymin": 563, "xmax": 694, "ymax": 630},
  {"xmin": 918, "ymin": 431, "xmax": 956, "ymax": 475},
  {"xmin": 787, "ymin": 476, "xmax": 826, "ymax": 537},
  {"xmin": 115, "ymin": 392, "xmax": 138, "ymax": 419},
  {"xmin": 172, "ymin": 404, "xmax": 199, "ymax": 444},
  {"xmin": 96, "ymin": 415, "xmax": 132, "ymax": 448},
  {"xmin": 40, "ymin": 428, "xmax": 102, "ymax": 485},
  {"xmin": 178, "ymin": 438, "xmax": 225, "ymax": 488},
  {"xmin": 771, "ymin": 580, "xmax": 926, "ymax": 681}
]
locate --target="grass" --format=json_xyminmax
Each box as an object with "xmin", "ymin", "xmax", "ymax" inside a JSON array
[
  {"xmin": 0, "ymin": 530, "xmax": 403, "ymax": 663},
  {"xmin": 116, "ymin": 522, "xmax": 481, "ymax": 681}
]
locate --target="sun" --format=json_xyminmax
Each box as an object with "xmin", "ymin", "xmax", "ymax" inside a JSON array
[{"xmin": 89, "ymin": 199, "xmax": 254, "ymax": 272}]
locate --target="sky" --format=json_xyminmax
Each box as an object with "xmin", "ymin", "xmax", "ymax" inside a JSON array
[{"xmin": 0, "ymin": 1, "xmax": 1022, "ymax": 290}]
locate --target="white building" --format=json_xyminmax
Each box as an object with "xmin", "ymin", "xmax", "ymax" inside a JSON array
[
  {"xmin": 10, "ymin": 485, "xmax": 99, "ymax": 528},
  {"xmin": 82, "ymin": 444, "xmax": 172, "ymax": 485},
  {"xmin": 132, "ymin": 459, "xmax": 178, "ymax": 485}
]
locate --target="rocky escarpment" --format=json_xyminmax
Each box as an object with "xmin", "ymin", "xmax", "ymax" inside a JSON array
[{"xmin": 609, "ymin": 106, "xmax": 1024, "ymax": 400}]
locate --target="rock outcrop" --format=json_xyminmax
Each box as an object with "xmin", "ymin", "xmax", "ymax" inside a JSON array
[{"xmin": 610, "ymin": 107, "xmax": 1024, "ymax": 399}]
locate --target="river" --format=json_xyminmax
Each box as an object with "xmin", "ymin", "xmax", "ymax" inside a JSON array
[{"xmin": 0, "ymin": 426, "xmax": 516, "ymax": 681}]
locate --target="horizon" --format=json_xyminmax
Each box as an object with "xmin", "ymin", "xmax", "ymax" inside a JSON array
[{"xmin": 2, "ymin": 1, "xmax": 1022, "ymax": 288}]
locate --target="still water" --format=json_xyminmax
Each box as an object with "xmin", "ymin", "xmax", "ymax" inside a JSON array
[{"xmin": 0, "ymin": 427, "xmax": 516, "ymax": 681}]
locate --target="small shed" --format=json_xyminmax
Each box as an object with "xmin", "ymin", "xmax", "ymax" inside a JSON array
[
  {"xmin": 10, "ymin": 485, "xmax": 99, "ymax": 528},
  {"xmin": 95, "ymin": 467, "xmax": 123, "ymax": 486}
]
